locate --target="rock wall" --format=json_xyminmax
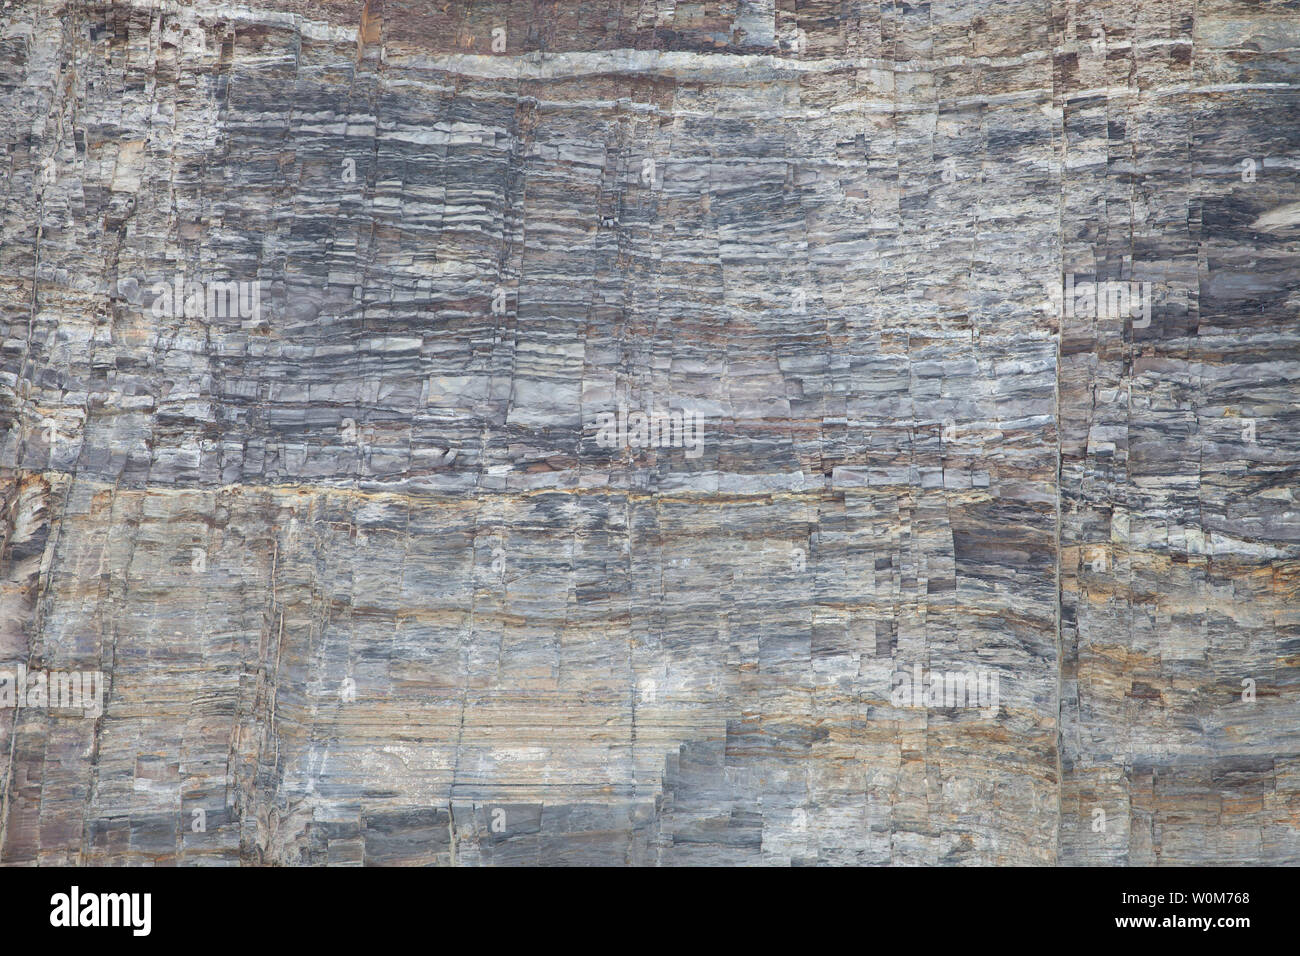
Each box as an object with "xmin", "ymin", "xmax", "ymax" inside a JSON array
[{"xmin": 0, "ymin": 0, "xmax": 1297, "ymax": 864}]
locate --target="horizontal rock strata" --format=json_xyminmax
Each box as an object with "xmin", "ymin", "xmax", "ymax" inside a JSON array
[{"xmin": 0, "ymin": 0, "xmax": 1297, "ymax": 864}]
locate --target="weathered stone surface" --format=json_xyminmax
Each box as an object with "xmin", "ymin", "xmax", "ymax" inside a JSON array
[{"xmin": 0, "ymin": 0, "xmax": 1296, "ymax": 865}]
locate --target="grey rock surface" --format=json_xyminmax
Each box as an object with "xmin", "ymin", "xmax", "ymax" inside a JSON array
[{"xmin": 0, "ymin": 0, "xmax": 1296, "ymax": 864}]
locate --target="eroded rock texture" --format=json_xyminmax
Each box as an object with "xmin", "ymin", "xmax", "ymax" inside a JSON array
[{"xmin": 0, "ymin": 0, "xmax": 1296, "ymax": 865}]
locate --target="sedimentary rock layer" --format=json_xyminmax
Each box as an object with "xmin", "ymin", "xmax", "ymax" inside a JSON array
[{"xmin": 0, "ymin": 0, "xmax": 1296, "ymax": 864}]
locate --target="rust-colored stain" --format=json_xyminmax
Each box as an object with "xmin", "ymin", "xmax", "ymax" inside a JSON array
[{"xmin": 357, "ymin": 0, "xmax": 383, "ymax": 61}]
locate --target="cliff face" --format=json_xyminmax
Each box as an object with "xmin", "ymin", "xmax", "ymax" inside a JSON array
[{"xmin": 0, "ymin": 0, "xmax": 1297, "ymax": 865}]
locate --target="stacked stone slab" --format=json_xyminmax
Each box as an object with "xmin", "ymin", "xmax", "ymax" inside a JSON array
[{"xmin": 0, "ymin": 0, "xmax": 1296, "ymax": 864}]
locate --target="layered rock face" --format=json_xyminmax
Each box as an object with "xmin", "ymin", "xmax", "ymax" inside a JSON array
[{"xmin": 0, "ymin": 0, "xmax": 1296, "ymax": 865}]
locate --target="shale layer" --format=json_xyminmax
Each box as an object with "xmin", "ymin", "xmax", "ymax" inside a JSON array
[{"xmin": 1, "ymin": 1, "xmax": 1298, "ymax": 864}]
